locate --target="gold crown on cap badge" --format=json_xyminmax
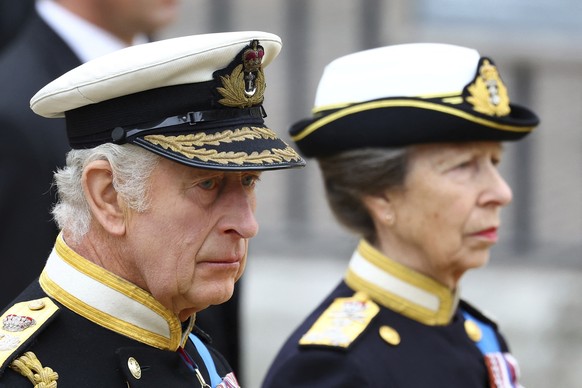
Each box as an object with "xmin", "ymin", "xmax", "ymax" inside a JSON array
[{"xmin": 217, "ymin": 40, "xmax": 266, "ymax": 108}]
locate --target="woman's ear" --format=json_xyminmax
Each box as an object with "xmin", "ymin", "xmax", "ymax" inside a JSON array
[
  {"xmin": 361, "ymin": 192, "xmax": 396, "ymax": 227},
  {"xmin": 82, "ymin": 160, "xmax": 126, "ymax": 236}
]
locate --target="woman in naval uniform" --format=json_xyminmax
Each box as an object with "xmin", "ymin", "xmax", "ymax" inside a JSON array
[{"xmin": 263, "ymin": 43, "xmax": 539, "ymax": 388}]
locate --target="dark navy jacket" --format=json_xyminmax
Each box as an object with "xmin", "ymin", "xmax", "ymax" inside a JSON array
[
  {"xmin": 263, "ymin": 281, "xmax": 513, "ymax": 388},
  {"xmin": 0, "ymin": 281, "xmax": 233, "ymax": 387}
]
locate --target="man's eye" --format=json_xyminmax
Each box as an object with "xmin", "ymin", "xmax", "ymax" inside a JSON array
[
  {"xmin": 242, "ymin": 174, "xmax": 260, "ymax": 187},
  {"xmin": 199, "ymin": 179, "xmax": 218, "ymax": 190}
]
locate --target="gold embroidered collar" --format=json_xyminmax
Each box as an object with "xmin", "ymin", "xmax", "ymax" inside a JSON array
[
  {"xmin": 39, "ymin": 234, "xmax": 190, "ymax": 350},
  {"xmin": 344, "ymin": 240, "xmax": 459, "ymax": 326}
]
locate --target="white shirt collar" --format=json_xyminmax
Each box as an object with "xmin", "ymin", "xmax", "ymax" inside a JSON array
[{"xmin": 36, "ymin": 0, "xmax": 148, "ymax": 62}]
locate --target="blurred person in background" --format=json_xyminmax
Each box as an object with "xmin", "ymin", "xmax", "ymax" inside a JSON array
[
  {"xmin": 0, "ymin": 0, "xmax": 250, "ymax": 374},
  {"xmin": 0, "ymin": 0, "xmax": 35, "ymax": 52},
  {"xmin": 263, "ymin": 43, "xmax": 539, "ymax": 387},
  {"xmin": 0, "ymin": 0, "xmax": 178, "ymax": 307},
  {"xmin": 0, "ymin": 31, "xmax": 304, "ymax": 386}
]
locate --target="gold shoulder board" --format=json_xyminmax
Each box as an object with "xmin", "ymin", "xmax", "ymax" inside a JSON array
[
  {"xmin": 299, "ymin": 292, "xmax": 379, "ymax": 348},
  {"xmin": 0, "ymin": 298, "xmax": 59, "ymax": 369}
]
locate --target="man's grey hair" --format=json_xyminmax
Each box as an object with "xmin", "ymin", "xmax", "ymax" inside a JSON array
[
  {"xmin": 52, "ymin": 144, "xmax": 160, "ymax": 243},
  {"xmin": 317, "ymin": 147, "xmax": 409, "ymax": 244}
]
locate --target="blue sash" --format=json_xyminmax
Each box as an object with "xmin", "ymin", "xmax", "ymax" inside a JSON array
[
  {"xmin": 462, "ymin": 310, "xmax": 519, "ymax": 388},
  {"xmin": 189, "ymin": 333, "xmax": 222, "ymax": 388},
  {"xmin": 462, "ymin": 310, "xmax": 501, "ymax": 354}
]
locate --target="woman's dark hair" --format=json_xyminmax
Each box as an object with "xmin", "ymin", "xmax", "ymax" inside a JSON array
[{"xmin": 317, "ymin": 147, "xmax": 409, "ymax": 243}]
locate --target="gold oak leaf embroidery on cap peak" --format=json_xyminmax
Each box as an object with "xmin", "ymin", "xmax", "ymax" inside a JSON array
[{"xmin": 144, "ymin": 127, "xmax": 301, "ymax": 165}]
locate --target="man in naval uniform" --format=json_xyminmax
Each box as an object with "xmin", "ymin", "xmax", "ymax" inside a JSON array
[{"xmin": 0, "ymin": 31, "xmax": 304, "ymax": 387}]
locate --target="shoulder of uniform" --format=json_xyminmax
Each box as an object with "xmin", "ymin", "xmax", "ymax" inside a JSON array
[
  {"xmin": 299, "ymin": 292, "xmax": 379, "ymax": 349},
  {"xmin": 192, "ymin": 325, "xmax": 213, "ymax": 344},
  {"xmin": 460, "ymin": 299, "xmax": 498, "ymax": 327},
  {"xmin": 0, "ymin": 297, "xmax": 59, "ymax": 374}
]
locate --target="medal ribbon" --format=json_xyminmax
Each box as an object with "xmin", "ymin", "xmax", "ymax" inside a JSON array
[{"xmin": 462, "ymin": 310, "xmax": 521, "ymax": 388}]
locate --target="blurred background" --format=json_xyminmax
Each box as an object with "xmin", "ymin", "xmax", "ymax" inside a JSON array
[{"xmin": 158, "ymin": 1, "xmax": 582, "ymax": 387}]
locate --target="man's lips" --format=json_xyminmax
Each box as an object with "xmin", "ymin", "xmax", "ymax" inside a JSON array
[
  {"xmin": 199, "ymin": 255, "xmax": 243, "ymax": 265},
  {"xmin": 201, "ymin": 258, "xmax": 241, "ymax": 264}
]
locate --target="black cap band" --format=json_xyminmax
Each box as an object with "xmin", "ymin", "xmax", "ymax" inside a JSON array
[{"xmin": 110, "ymin": 106, "xmax": 266, "ymax": 144}]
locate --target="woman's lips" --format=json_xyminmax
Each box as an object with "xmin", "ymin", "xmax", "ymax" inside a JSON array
[{"xmin": 472, "ymin": 227, "xmax": 498, "ymax": 242}]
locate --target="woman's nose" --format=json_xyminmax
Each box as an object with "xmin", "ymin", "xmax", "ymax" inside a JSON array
[{"xmin": 480, "ymin": 167, "xmax": 513, "ymax": 207}]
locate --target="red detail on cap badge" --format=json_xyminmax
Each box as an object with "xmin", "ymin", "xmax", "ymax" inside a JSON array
[{"xmin": 242, "ymin": 40, "xmax": 264, "ymax": 97}]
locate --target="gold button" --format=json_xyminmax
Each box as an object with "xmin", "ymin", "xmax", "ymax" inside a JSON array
[
  {"xmin": 28, "ymin": 299, "xmax": 46, "ymax": 311},
  {"xmin": 379, "ymin": 325, "xmax": 400, "ymax": 346},
  {"xmin": 127, "ymin": 357, "xmax": 141, "ymax": 379},
  {"xmin": 464, "ymin": 319, "xmax": 482, "ymax": 342},
  {"xmin": 353, "ymin": 291, "xmax": 369, "ymax": 302}
]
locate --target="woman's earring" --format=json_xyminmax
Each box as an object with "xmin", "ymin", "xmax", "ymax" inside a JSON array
[{"xmin": 385, "ymin": 213, "xmax": 395, "ymax": 226}]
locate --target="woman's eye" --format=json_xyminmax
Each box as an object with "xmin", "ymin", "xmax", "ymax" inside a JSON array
[{"xmin": 455, "ymin": 160, "xmax": 474, "ymax": 169}]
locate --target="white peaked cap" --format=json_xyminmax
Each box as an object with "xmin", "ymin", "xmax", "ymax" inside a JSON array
[
  {"xmin": 313, "ymin": 43, "xmax": 481, "ymax": 111},
  {"xmin": 31, "ymin": 31, "xmax": 283, "ymax": 118},
  {"xmin": 289, "ymin": 42, "xmax": 539, "ymax": 158},
  {"xmin": 29, "ymin": 31, "xmax": 305, "ymax": 171}
]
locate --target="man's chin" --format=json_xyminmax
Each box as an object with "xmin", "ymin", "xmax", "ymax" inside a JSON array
[{"xmin": 205, "ymin": 282, "xmax": 236, "ymax": 306}]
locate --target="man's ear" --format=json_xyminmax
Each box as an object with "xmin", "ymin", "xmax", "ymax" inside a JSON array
[{"xmin": 82, "ymin": 160, "xmax": 126, "ymax": 236}]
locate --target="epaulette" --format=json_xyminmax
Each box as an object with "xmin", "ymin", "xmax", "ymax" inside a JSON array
[
  {"xmin": 299, "ymin": 292, "xmax": 379, "ymax": 349},
  {"xmin": 0, "ymin": 298, "xmax": 59, "ymax": 374}
]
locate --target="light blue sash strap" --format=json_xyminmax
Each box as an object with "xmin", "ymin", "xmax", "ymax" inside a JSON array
[
  {"xmin": 462, "ymin": 310, "xmax": 518, "ymax": 388},
  {"xmin": 189, "ymin": 333, "xmax": 222, "ymax": 388},
  {"xmin": 462, "ymin": 310, "xmax": 501, "ymax": 354}
]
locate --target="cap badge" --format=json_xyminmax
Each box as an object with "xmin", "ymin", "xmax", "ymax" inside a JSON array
[
  {"xmin": 242, "ymin": 40, "xmax": 265, "ymax": 97},
  {"xmin": 217, "ymin": 40, "xmax": 266, "ymax": 108},
  {"xmin": 466, "ymin": 58, "xmax": 511, "ymax": 117}
]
